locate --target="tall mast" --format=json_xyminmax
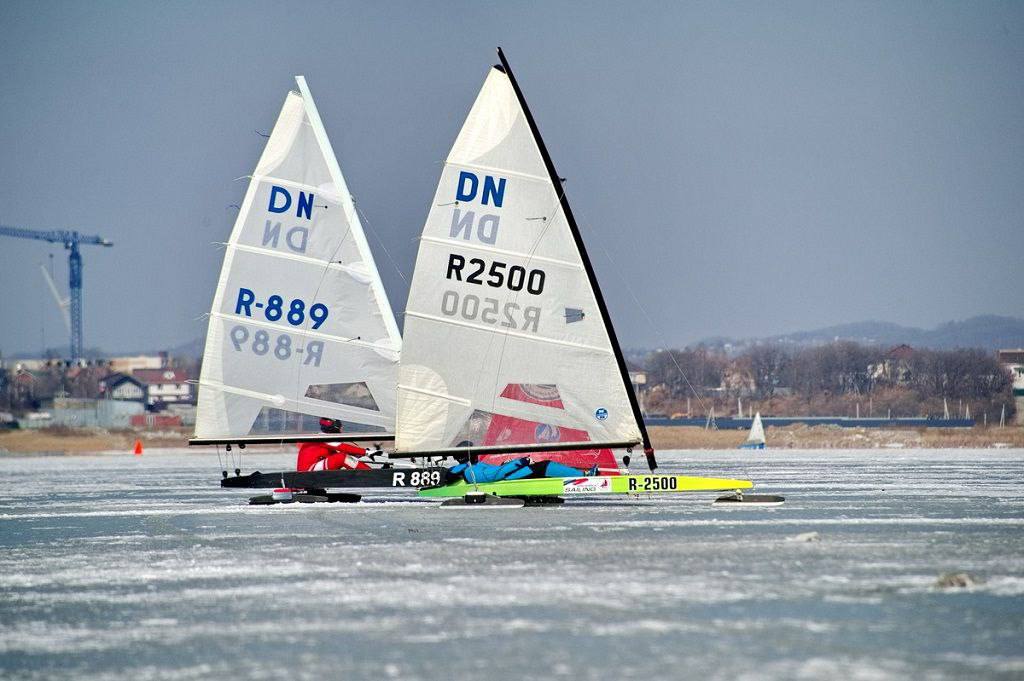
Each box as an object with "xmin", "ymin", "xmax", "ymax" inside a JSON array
[{"xmin": 495, "ymin": 48, "xmax": 656, "ymax": 470}]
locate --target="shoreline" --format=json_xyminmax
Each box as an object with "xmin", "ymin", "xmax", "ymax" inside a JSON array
[
  {"xmin": 649, "ymin": 425, "xmax": 1024, "ymax": 449},
  {"xmin": 1, "ymin": 425, "xmax": 1022, "ymax": 455}
]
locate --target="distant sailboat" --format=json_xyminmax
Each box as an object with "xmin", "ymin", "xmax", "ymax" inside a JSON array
[{"xmin": 739, "ymin": 412, "xmax": 766, "ymax": 449}]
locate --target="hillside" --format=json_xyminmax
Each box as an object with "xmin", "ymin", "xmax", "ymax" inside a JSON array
[{"xmin": 701, "ymin": 315, "xmax": 1024, "ymax": 353}]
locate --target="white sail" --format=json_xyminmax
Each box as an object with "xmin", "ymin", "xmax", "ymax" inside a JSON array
[
  {"xmin": 746, "ymin": 412, "xmax": 766, "ymax": 445},
  {"xmin": 395, "ymin": 56, "xmax": 644, "ymax": 459},
  {"xmin": 195, "ymin": 77, "xmax": 401, "ymax": 439}
]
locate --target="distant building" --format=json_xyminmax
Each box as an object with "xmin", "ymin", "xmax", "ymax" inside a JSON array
[
  {"xmin": 130, "ymin": 413, "xmax": 183, "ymax": 428},
  {"xmin": 51, "ymin": 397, "xmax": 144, "ymax": 428},
  {"xmin": 871, "ymin": 344, "xmax": 915, "ymax": 385},
  {"xmin": 98, "ymin": 373, "xmax": 146, "ymax": 403},
  {"xmin": 11, "ymin": 358, "xmax": 68, "ymax": 371},
  {"xmin": 997, "ymin": 349, "xmax": 1024, "ymax": 425},
  {"xmin": 19, "ymin": 411, "xmax": 54, "ymax": 429},
  {"xmin": 132, "ymin": 369, "xmax": 192, "ymax": 407},
  {"xmin": 107, "ymin": 353, "xmax": 168, "ymax": 373},
  {"xmin": 721, "ymin": 365, "xmax": 755, "ymax": 396},
  {"xmin": 11, "ymin": 359, "xmax": 53, "ymax": 372},
  {"xmin": 627, "ymin": 364, "xmax": 649, "ymax": 414},
  {"xmin": 11, "ymin": 369, "xmax": 48, "ymax": 405},
  {"xmin": 11, "ymin": 358, "xmax": 107, "ymax": 371}
]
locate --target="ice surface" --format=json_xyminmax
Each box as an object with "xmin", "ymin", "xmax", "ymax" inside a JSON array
[{"xmin": 0, "ymin": 448, "xmax": 1022, "ymax": 680}]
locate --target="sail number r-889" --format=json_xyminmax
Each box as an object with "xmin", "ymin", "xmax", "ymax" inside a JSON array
[
  {"xmin": 229, "ymin": 324, "xmax": 323, "ymax": 367},
  {"xmin": 235, "ymin": 288, "xmax": 329, "ymax": 329},
  {"xmin": 446, "ymin": 254, "xmax": 545, "ymax": 295}
]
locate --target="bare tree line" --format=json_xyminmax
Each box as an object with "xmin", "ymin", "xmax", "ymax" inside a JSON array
[{"xmin": 644, "ymin": 342, "xmax": 1015, "ymax": 420}]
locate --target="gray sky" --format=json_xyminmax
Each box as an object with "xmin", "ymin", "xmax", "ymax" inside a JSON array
[{"xmin": 1, "ymin": 1, "xmax": 1022, "ymax": 356}]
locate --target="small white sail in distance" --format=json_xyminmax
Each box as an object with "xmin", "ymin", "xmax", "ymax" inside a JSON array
[
  {"xmin": 194, "ymin": 76, "xmax": 401, "ymax": 441},
  {"xmin": 744, "ymin": 412, "xmax": 766, "ymax": 447},
  {"xmin": 394, "ymin": 49, "xmax": 654, "ymax": 468}
]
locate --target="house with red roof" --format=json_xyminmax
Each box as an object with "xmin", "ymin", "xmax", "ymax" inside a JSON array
[{"xmin": 869, "ymin": 344, "xmax": 916, "ymax": 385}]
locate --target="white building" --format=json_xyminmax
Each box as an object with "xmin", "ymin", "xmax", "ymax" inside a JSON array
[
  {"xmin": 99, "ymin": 374, "xmax": 146, "ymax": 402},
  {"xmin": 997, "ymin": 349, "xmax": 1024, "ymax": 426},
  {"xmin": 132, "ymin": 369, "xmax": 192, "ymax": 406}
]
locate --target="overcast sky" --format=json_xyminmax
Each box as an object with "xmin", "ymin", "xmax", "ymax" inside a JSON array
[{"xmin": 1, "ymin": 1, "xmax": 1022, "ymax": 356}]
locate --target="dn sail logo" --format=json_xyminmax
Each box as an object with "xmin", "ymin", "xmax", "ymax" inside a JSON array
[
  {"xmin": 268, "ymin": 185, "xmax": 315, "ymax": 219},
  {"xmin": 456, "ymin": 171, "xmax": 505, "ymax": 207},
  {"xmin": 262, "ymin": 185, "xmax": 316, "ymax": 254},
  {"xmin": 595, "ymin": 408, "xmax": 609, "ymax": 421},
  {"xmin": 449, "ymin": 171, "xmax": 507, "ymax": 245}
]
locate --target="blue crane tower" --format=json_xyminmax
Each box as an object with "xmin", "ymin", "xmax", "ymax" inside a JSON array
[{"xmin": 0, "ymin": 225, "xmax": 113, "ymax": 362}]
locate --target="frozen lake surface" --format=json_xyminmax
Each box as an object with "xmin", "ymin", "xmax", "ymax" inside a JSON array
[{"xmin": 1, "ymin": 448, "xmax": 1022, "ymax": 680}]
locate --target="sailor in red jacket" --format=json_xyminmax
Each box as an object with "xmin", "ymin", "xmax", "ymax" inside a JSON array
[{"xmin": 296, "ymin": 417, "xmax": 372, "ymax": 472}]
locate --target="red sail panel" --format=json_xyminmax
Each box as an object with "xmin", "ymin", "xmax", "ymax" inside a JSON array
[{"xmin": 498, "ymin": 383, "xmax": 565, "ymax": 409}]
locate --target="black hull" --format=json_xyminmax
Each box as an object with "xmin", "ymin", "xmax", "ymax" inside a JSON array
[{"xmin": 221, "ymin": 467, "xmax": 446, "ymax": 490}]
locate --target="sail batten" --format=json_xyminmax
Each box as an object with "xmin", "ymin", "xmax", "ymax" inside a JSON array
[
  {"xmin": 207, "ymin": 311, "xmax": 400, "ymax": 350},
  {"xmin": 443, "ymin": 160, "xmax": 550, "ymax": 183},
  {"xmin": 402, "ymin": 312, "xmax": 616, "ymax": 353},
  {"xmin": 226, "ymin": 243, "xmax": 376, "ymax": 275},
  {"xmin": 197, "ymin": 380, "xmax": 389, "ymax": 426},
  {"xmin": 243, "ymin": 174, "xmax": 344, "ymax": 195},
  {"xmin": 194, "ymin": 78, "xmax": 401, "ymax": 439},
  {"xmin": 396, "ymin": 384, "xmax": 473, "ymax": 406},
  {"xmin": 389, "ymin": 439, "xmax": 641, "ymax": 460},
  {"xmin": 418, "ymin": 236, "xmax": 584, "ymax": 269}
]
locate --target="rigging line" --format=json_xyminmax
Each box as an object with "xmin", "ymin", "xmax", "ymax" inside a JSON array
[
  {"xmin": 571, "ymin": 202, "xmax": 710, "ymax": 416},
  {"xmin": 354, "ymin": 203, "xmax": 408, "ymax": 284}
]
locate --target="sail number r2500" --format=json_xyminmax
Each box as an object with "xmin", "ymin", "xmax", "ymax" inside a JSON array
[{"xmin": 445, "ymin": 254, "xmax": 545, "ymax": 294}]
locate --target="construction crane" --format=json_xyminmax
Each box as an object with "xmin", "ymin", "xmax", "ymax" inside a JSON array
[{"xmin": 0, "ymin": 225, "xmax": 113, "ymax": 362}]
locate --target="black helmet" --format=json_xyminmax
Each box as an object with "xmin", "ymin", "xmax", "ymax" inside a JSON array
[{"xmin": 454, "ymin": 440, "xmax": 474, "ymax": 463}]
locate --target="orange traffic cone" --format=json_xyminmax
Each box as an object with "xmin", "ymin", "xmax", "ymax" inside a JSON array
[{"xmin": 133, "ymin": 439, "xmax": 144, "ymax": 456}]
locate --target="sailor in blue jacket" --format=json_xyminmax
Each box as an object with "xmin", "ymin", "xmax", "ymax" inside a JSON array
[{"xmin": 445, "ymin": 449, "xmax": 595, "ymax": 485}]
